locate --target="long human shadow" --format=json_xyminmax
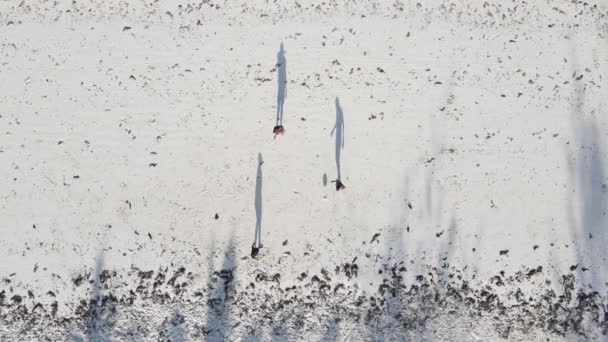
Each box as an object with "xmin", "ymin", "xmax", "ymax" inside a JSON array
[
  {"xmin": 331, "ymin": 97, "xmax": 345, "ymax": 191},
  {"xmin": 252, "ymin": 153, "xmax": 264, "ymax": 258},
  {"xmin": 274, "ymin": 43, "xmax": 287, "ymax": 135}
]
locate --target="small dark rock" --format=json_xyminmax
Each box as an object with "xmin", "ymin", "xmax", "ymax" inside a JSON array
[
  {"xmin": 73, "ymin": 274, "xmax": 85, "ymax": 286},
  {"xmin": 139, "ymin": 270, "xmax": 154, "ymax": 279},
  {"xmin": 370, "ymin": 233, "xmax": 380, "ymax": 243},
  {"xmin": 526, "ymin": 266, "xmax": 542, "ymax": 277},
  {"xmin": 51, "ymin": 301, "xmax": 58, "ymax": 316}
]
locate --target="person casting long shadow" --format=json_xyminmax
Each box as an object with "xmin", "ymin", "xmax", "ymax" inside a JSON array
[
  {"xmin": 273, "ymin": 43, "xmax": 287, "ymax": 136},
  {"xmin": 331, "ymin": 97, "xmax": 345, "ymax": 191},
  {"xmin": 252, "ymin": 153, "xmax": 264, "ymax": 258}
]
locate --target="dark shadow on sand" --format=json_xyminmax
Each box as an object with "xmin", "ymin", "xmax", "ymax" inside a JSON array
[{"xmin": 331, "ymin": 97, "xmax": 345, "ymax": 190}]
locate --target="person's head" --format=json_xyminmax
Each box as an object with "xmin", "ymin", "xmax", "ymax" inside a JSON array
[{"xmin": 258, "ymin": 153, "xmax": 263, "ymax": 164}]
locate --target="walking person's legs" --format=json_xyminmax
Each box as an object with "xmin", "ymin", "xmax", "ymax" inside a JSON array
[
  {"xmin": 335, "ymin": 135, "xmax": 345, "ymax": 190},
  {"xmin": 273, "ymin": 99, "xmax": 285, "ymax": 135}
]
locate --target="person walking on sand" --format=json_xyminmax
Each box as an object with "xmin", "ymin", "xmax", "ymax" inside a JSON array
[{"xmin": 273, "ymin": 43, "xmax": 287, "ymax": 136}]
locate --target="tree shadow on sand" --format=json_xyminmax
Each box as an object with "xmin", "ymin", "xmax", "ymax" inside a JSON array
[
  {"xmin": 565, "ymin": 47, "xmax": 607, "ymax": 292},
  {"xmin": 204, "ymin": 236, "xmax": 237, "ymax": 340},
  {"xmin": 70, "ymin": 251, "xmax": 117, "ymax": 342},
  {"xmin": 163, "ymin": 306, "xmax": 187, "ymax": 342},
  {"xmin": 384, "ymin": 170, "xmax": 465, "ymax": 340}
]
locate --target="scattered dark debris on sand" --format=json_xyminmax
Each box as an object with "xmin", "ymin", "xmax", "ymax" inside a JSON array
[{"xmin": 1, "ymin": 260, "xmax": 607, "ymax": 340}]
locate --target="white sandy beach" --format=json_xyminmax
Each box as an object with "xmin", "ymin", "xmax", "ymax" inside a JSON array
[{"xmin": 1, "ymin": 0, "xmax": 607, "ymax": 340}]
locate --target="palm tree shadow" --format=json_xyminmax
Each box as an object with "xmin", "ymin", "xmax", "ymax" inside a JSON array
[
  {"xmin": 274, "ymin": 43, "xmax": 287, "ymax": 135},
  {"xmin": 165, "ymin": 306, "xmax": 187, "ymax": 342},
  {"xmin": 204, "ymin": 236, "xmax": 237, "ymax": 340},
  {"xmin": 319, "ymin": 314, "xmax": 341, "ymax": 342},
  {"xmin": 566, "ymin": 46, "xmax": 607, "ymax": 291},
  {"xmin": 381, "ymin": 173, "xmax": 422, "ymax": 338},
  {"xmin": 382, "ymin": 115, "xmax": 470, "ymax": 339},
  {"xmin": 252, "ymin": 153, "xmax": 264, "ymax": 258},
  {"xmin": 331, "ymin": 97, "xmax": 345, "ymax": 191},
  {"xmin": 435, "ymin": 215, "xmax": 458, "ymax": 282},
  {"xmin": 71, "ymin": 251, "xmax": 109, "ymax": 342},
  {"xmin": 89, "ymin": 253, "xmax": 105, "ymax": 341},
  {"xmin": 268, "ymin": 320, "xmax": 290, "ymax": 342}
]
